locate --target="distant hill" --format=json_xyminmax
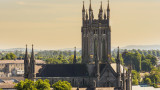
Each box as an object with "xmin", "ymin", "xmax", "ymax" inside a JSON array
[
  {"xmin": 0, "ymin": 48, "xmax": 81, "ymax": 52},
  {"xmin": 0, "ymin": 45, "xmax": 160, "ymax": 52},
  {"xmin": 121, "ymin": 45, "xmax": 160, "ymax": 50},
  {"xmin": 0, "ymin": 48, "xmax": 39, "ymax": 52}
]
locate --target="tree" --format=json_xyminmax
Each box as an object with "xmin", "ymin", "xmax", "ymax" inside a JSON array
[
  {"xmin": 119, "ymin": 54, "xmax": 124, "ymax": 65},
  {"xmin": 132, "ymin": 70, "xmax": 140, "ymax": 85},
  {"xmin": 2, "ymin": 53, "xmax": 17, "ymax": 60},
  {"xmin": 35, "ymin": 79, "xmax": 50, "ymax": 90},
  {"xmin": 146, "ymin": 55, "xmax": 157, "ymax": 66},
  {"xmin": 15, "ymin": 79, "xmax": 51, "ymax": 90},
  {"xmin": 61, "ymin": 59, "xmax": 69, "ymax": 64},
  {"xmin": 58, "ymin": 54, "xmax": 64, "ymax": 60},
  {"xmin": 10, "ymin": 53, "xmax": 17, "ymax": 60},
  {"xmin": 141, "ymin": 59, "xmax": 153, "ymax": 72},
  {"xmin": 111, "ymin": 57, "xmax": 116, "ymax": 63},
  {"xmin": 133, "ymin": 52, "xmax": 141, "ymax": 71},
  {"xmin": 144, "ymin": 78, "xmax": 151, "ymax": 85},
  {"xmin": 141, "ymin": 54, "xmax": 145, "ymax": 61},
  {"xmin": 68, "ymin": 55, "xmax": 74, "ymax": 64},
  {"xmin": 52, "ymin": 80, "xmax": 72, "ymax": 90},
  {"xmin": 14, "ymin": 79, "xmax": 36, "ymax": 90},
  {"xmin": 77, "ymin": 56, "xmax": 82, "ymax": 63},
  {"xmin": 150, "ymin": 69, "xmax": 160, "ymax": 84}
]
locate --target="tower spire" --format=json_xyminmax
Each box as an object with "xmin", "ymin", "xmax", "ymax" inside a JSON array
[
  {"xmin": 117, "ymin": 46, "xmax": 120, "ymax": 60},
  {"xmin": 104, "ymin": 10, "xmax": 106, "ymax": 20},
  {"xmin": 107, "ymin": 0, "xmax": 110, "ymax": 26},
  {"xmin": 99, "ymin": 1, "xmax": 103, "ymax": 20},
  {"xmin": 86, "ymin": 9, "xmax": 88, "ymax": 20},
  {"xmin": 25, "ymin": 44, "xmax": 28, "ymax": 58},
  {"xmin": 100, "ymin": 1, "xmax": 103, "ymax": 11},
  {"xmin": 31, "ymin": 44, "xmax": 34, "ymax": 59},
  {"xmin": 29, "ymin": 44, "xmax": 35, "ymax": 80},
  {"xmin": 89, "ymin": 0, "xmax": 92, "ymax": 11},
  {"xmin": 73, "ymin": 47, "xmax": 77, "ymax": 64},
  {"xmin": 107, "ymin": 0, "xmax": 110, "ymax": 10},
  {"xmin": 82, "ymin": 1, "xmax": 86, "ymax": 23},
  {"xmin": 82, "ymin": 1, "xmax": 85, "ymax": 12},
  {"xmin": 24, "ymin": 44, "xmax": 29, "ymax": 78}
]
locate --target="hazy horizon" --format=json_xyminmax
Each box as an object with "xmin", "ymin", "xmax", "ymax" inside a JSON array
[{"xmin": 0, "ymin": 0, "xmax": 160, "ymax": 50}]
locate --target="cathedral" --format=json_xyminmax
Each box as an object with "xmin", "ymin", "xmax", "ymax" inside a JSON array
[{"xmin": 24, "ymin": 1, "xmax": 132, "ymax": 90}]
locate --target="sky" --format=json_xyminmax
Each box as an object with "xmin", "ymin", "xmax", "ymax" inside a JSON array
[{"xmin": 0, "ymin": 0, "xmax": 160, "ymax": 50}]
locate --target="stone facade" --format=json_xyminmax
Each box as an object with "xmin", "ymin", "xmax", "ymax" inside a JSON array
[{"xmin": 81, "ymin": 0, "xmax": 111, "ymax": 64}]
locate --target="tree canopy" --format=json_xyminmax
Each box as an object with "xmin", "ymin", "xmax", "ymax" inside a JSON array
[
  {"xmin": 14, "ymin": 79, "xmax": 50, "ymax": 90},
  {"xmin": 52, "ymin": 80, "xmax": 72, "ymax": 90}
]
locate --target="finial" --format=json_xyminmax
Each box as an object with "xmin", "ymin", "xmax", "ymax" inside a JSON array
[
  {"xmin": 117, "ymin": 46, "xmax": 120, "ymax": 59},
  {"xmin": 32, "ymin": 44, "xmax": 34, "ymax": 48},
  {"xmin": 104, "ymin": 9, "xmax": 106, "ymax": 19},
  {"xmin": 86, "ymin": 9, "xmax": 88, "ymax": 19},
  {"xmin": 89, "ymin": 0, "xmax": 92, "ymax": 11},
  {"xmin": 26, "ymin": 44, "xmax": 27, "ymax": 48},
  {"xmin": 82, "ymin": 1, "xmax": 85, "ymax": 11},
  {"xmin": 107, "ymin": 0, "xmax": 110, "ymax": 9},
  {"xmin": 100, "ymin": 1, "xmax": 103, "ymax": 10}
]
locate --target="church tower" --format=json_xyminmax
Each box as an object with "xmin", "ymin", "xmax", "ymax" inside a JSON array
[
  {"xmin": 28, "ymin": 44, "xmax": 36, "ymax": 80},
  {"xmin": 24, "ymin": 44, "xmax": 29, "ymax": 79},
  {"xmin": 81, "ymin": 0, "xmax": 111, "ymax": 64}
]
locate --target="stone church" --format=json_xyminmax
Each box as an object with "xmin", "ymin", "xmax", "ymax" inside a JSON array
[{"xmin": 24, "ymin": 0, "xmax": 132, "ymax": 90}]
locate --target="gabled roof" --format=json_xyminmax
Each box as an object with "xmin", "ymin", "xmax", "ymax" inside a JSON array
[
  {"xmin": 100, "ymin": 62, "xmax": 118, "ymax": 77},
  {"xmin": 36, "ymin": 64, "xmax": 89, "ymax": 77},
  {"xmin": 36, "ymin": 64, "xmax": 107, "ymax": 77}
]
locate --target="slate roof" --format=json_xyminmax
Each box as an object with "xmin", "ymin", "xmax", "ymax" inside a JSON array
[
  {"xmin": 36, "ymin": 64, "xmax": 89, "ymax": 77},
  {"xmin": 36, "ymin": 64, "xmax": 106, "ymax": 77}
]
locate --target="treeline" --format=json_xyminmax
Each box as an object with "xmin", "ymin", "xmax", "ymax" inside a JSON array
[
  {"xmin": 112, "ymin": 49, "xmax": 159, "ymax": 72},
  {"xmin": 36, "ymin": 50, "xmax": 82, "ymax": 64},
  {"xmin": 111, "ymin": 49, "xmax": 160, "ymax": 87},
  {"xmin": 112, "ymin": 49, "xmax": 160, "ymax": 57},
  {"xmin": 0, "ymin": 50, "xmax": 82, "ymax": 63},
  {"xmin": 131, "ymin": 68, "xmax": 160, "ymax": 88},
  {"xmin": 14, "ymin": 79, "xmax": 72, "ymax": 90}
]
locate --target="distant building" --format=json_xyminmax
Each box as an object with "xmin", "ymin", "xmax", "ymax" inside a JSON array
[
  {"xmin": 0, "ymin": 60, "xmax": 45, "ymax": 77},
  {"xmin": 24, "ymin": 1, "xmax": 132, "ymax": 90}
]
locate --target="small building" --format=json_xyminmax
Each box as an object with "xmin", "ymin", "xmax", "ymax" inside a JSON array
[{"xmin": 0, "ymin": 60, "xmax": 45, "ymax": 77}]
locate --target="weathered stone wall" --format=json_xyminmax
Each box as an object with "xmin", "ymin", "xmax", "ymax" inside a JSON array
[{"xmin": 36, "ymin": 77, "xmax": 97, "ymax": 87}]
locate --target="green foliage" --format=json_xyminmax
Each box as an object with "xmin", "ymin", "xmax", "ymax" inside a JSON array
[
  {"xmin": 14, "ymin": 79, "xmax": 50, "ymax": 90},
  {"xmin": 122, "ymin": 52, "xmax": 141, "ymax": 71},
  {"xmin": 141, "ymin": 54, "xmax": 145, "ymax": 61},
  {"xmin": 132, "ymin": 70, "xmax": 140, "ymax": 85},
  {"xmin": 68, "ymin": 55, "xmax": 74, "ymax": 64},
  {"xmin": 35, "ymin": 79, "xmax": 50, "ymax": 90},
  {"xmin": 141, "ymin": 59, "xmax": 153, "ymax": 72},
  {"xmin": 111, "ymin": 57, "xmax": 116, "ymax": 63},
  {"xmin": 145, "ymin": 55, "xmax": 157, "ymax": 66},
  {"xmin": 144, "ymin": 78, "xmax": 151, "ymax": 85},
  {"xmin": 52, "ymin": 80, "xmax": 72, "ymax": 90},
  {"xmin": 2, "ymin": 53, "xmax": 17, "ymax": 60},
  {"xmin": 14, "ymin": 79, "xmax": 36, "ymax": 90},
  {"xmin": 142, "ymin": 69, "xmax": 160, "ymax": 87}
]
